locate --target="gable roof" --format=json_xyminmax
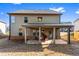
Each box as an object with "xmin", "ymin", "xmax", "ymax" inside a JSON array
[
  {"xmin": 61, "ymin": 22, "xmax": 72, "ymax": 24},
  {"xmin": 8, "ymin": 10, "xmax": 62, "ymax": 15},
  {"xmin": 74, "ymin": 18, "xmax": 79, "ymax": 23},
  {"xmin": 0, "ymin": 21, "xmax": 6, "ymax": 24}
]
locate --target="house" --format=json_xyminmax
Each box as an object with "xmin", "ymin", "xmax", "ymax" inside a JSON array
[
  {"xmin": 60, "ymin": 22, "xmax": 74, "ymax": 32},
  {"xmin": 74, "ymin": 18, "xmax": 79, "ymax": 32},
  {"xmin": 0, "ymin": 21, "xmax": 6, "ymax": 35},
  {"xmin": 73, "ymin": 18, "xmax": 79, "ymax": 40},
  {"xmin": 8, "ymin": 10, "xmax": 73, "ymax": 44}
]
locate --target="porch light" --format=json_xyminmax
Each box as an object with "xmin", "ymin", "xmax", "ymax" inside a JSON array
[{"xmin": 38, "ymin": 17, "xmax": 42, "ymax": 22}]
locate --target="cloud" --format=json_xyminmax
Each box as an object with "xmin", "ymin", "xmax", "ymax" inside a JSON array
[
  {"xmin": 12, "ymin": 3, "xmax": 22, "ymax": 5},
  {"xmin": 49, "ymin": 7, "xmax": 65, "ymax": 13},
  {"xmin": 76, "ymin": 10, "xmax": 79, "ymax": 14}
]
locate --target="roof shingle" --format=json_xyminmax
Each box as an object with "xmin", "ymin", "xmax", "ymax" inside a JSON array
[{"xmin": 8, "ymin": 10, "xmax": 62, "ymax": 15}]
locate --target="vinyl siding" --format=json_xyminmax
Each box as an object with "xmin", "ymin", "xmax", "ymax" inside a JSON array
[{"xmin": 11, "ymin": 14, "xmax": 60, "ymax": 36}]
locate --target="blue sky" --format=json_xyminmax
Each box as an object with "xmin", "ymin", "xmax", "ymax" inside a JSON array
[{"xmin": 0, "ymin": 3, "xmax": 79, "ymax": 25}]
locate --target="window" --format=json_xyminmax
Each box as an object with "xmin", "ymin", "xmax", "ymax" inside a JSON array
[
  {"xmin": 37, "ymin": 17, "xmax": 42, "ymax": 22},
  {"xmin": 11, "ymin": 16, "xmax": 15, "ymax": 23},
  {"xmin": 19, "ymin": 32, "xmax": 23, "ymax": 36},
  {"xmin": 24, "ymin": 17, "xmax": 28, "ymax": 23},
  {"xmin": 19, "ymin": 27, "xmax": 23, "ymax": 36}
]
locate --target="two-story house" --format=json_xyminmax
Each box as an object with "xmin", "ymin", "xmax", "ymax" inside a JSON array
[
  {"xmin": 8, "ymin": 10, "xmax": 73, "ymax": 44},
  {"xmin": 0, "ymin": 21, "xmax": 6, "ymax": 35}
]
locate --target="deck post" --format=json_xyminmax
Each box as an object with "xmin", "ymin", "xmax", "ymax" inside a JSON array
[
  {"xmin": 53, "ymin": 27, "xmax": 56, "ymax": 44},
  {"xmin": 39, "ymin": 27, "xmax": 41, "ymax": 42},
  {"xmin": 9, "ymin": 15, "xmax": 11, "ymax": 40},
  {"xmin": 25, "ymin": 27, "xmax": 27, "ymax": 44},
  {"xmin": 67, "ymin": 27, "xmax": 71, "ymax": 44}
]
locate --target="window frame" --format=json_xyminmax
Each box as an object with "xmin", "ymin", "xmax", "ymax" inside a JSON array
[
  {"xmin": 11, "ymin": 16, "xmax": 15, "ymax": 23},
  {"xmin": 24, "ymin": 17, "xmax": 28, "ymax": 23},
  {"xmin": 37, "ymin": 17, "xmax": 43, "ymax": 22}
]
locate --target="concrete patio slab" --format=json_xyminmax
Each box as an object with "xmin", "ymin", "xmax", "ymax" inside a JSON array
[{"xmin": 26, "ymin": 39, "xmax": 67, "ymax": 44}]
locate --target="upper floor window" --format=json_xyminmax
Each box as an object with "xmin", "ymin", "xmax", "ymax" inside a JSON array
[
  {"xmin": 37, "ymin": 17, "xmax": 42, "ymax": 22},
  {"xmin": 11, "ymin": 16, "xmax": 15, "ymax": 23},
  {"xmin": 24, "ymin": 17, "xmax": 28, "ymax": 23}
]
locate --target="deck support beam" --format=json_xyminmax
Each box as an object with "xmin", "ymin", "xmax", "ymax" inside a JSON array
[
  {"xmin": 39, "ymin": 27, "xmax": 41, "ymax": 42},
  {"xmin": 24, "ymin": 27, "xmax": 27, "ymax": 44},
  {"xmin": 53, "ymin": 27, "xmax": 56, "ymax": 44},
  {"xmin": 9, "ymin": 15, "xmax": 11, "ymax": 40},
  {"xmin": 67, "ymin": 27, "xmax": 71, "ymax": 44}
]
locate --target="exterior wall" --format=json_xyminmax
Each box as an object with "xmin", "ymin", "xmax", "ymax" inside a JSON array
[
  {"xmin": 28, "ymin": 15, "xmax": 60, "ymax": 24},
  {"xmin": 74, "ymin": 20, "xmax": 79, "ymax": 31},
  {"xmin": 11, "ymin": 14, "xmax": 60, "ymax": 36},
  {"xmin": 0, "ymin": 22, "xmax": 6, "ymax": 34},
  {"xmin": 74, "ymin": 20, "xmax": 79, "ymax": 40}
]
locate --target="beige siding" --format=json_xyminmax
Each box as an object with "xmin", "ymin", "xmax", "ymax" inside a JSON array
[
  {"xmin": 28, "ymin": 15, "xmax": 59, "ymax": 24},
  {"xmin": 11, "ymin": 15, "xmax": 60, "ymax": 36}
]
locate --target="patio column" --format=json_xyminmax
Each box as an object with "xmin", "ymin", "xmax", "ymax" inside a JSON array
[
  {"xmin": 53, "ymin": 27, "xmax": 56, "ymax": 44},
  {"xmin": 39, "ymin": 27, "xmax": 41, "ymax": 42},
  {"xmin": 67, "ymin": 27, "xmax": 71, "ymax": 44},
  {"xmin": 24, "ymin": 27, "xmax": 27, "ymax": 44},
  {"xmin": 9, "ymin": 15, "xmax": 11, "ymax": 40}
]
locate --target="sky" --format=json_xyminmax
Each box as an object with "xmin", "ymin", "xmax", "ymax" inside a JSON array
[{"xmin": 0, "ymin": 3, "xmax": 79, "ymax": 25}]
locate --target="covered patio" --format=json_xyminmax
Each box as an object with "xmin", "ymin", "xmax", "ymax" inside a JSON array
[{"xmin": 22, "ymin": 23, "xmax": 73, "ymax": 44}]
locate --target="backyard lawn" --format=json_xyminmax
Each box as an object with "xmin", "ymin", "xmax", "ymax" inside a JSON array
[{"xmin": 0, "ymin": 32, "xmax": 79, "ymax": 56}]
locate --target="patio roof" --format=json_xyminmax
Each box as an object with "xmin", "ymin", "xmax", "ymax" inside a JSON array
[{"xmin": 22, "ymin": 23, "xmax": 74, "ymax": 28}]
